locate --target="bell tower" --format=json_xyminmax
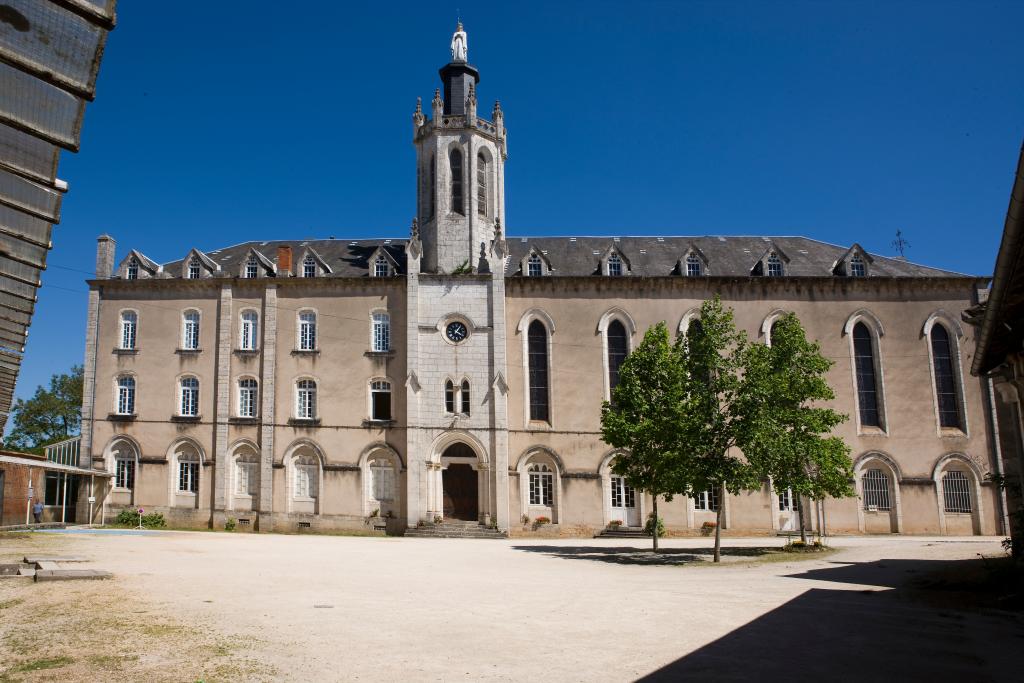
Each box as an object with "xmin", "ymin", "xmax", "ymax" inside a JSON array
[{"xmin": 413, "ymin": 23, "xmax": 507, "ymax": 273}]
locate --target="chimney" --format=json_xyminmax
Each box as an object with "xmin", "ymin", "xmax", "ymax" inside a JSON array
[
  {"xmin": 96, "ymin": 234, "xmax": 116, "ymax": 279},
  {"xmin": 277, "ymin": 245, "xmax": 293, "ymax": 276}
]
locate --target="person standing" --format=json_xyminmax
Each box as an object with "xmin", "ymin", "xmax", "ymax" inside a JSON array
[{"xmin": 32, "ymin": 499, "xmax": 43, "ymax": 524}]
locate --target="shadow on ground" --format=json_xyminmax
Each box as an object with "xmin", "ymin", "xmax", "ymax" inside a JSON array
[
  {"xmin": 510, "ymin": 545, "xmax": 776, "ymax": 566},
  {"xmin": 641, "ymin": 557, "xmax": 1024, "ymax": 681}
]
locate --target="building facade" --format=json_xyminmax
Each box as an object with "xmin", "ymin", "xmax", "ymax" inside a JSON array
[{"xmin": 78, "ymin": 28, "xmax": 1005, "ymax": 536}]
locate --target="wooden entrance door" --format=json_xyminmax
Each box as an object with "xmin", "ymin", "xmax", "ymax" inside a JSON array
[
  {"xmin": 443, "ymin": 464, "xmax": 478, "ymax": 521},
  {"xmin": 610, "ymin": 476, "xmax": 640, "ymax": 526}
]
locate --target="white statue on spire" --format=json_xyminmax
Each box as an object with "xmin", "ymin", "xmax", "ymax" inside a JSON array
[{"xmin": 451, "ymin": 22, "xmax": 468, "ymax": 62}]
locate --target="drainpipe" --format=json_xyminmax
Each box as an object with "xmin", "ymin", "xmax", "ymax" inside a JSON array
[
  {"xmin": 61, "ymin": 472, "xmax": 67, "ymax": 524},
  {"xmin": 985, "ymin": 377, "xmax": 1011, "ymax": 535},
  {"xmin": 25, "ymin": 467, "xmax": 33, "ymax": 525}
]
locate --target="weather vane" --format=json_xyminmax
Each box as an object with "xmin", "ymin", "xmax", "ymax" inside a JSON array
[{"xmin": 892, "ymin": 229, "xmax": 910, "ymax": 258}]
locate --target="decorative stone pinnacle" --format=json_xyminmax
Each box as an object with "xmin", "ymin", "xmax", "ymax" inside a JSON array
[
  {"xmin": 415, "ymin": 97, "xmax": 422, "ymax": 114},
  {"xmin": 411, "ymin": 217, "xmax": 420, "ymax": 238},
  {"xmin": 494, "ymin": 217, "xmax": 502, "ymax": 239},
  {"xmin": 432, "ymin": 88, "xmax": 442, "ymax": 106}
]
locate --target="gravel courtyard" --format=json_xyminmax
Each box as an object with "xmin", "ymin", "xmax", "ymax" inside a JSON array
[{"xmin": 0, "ymin": 531, "xmax": 1021, "ymax": 681}]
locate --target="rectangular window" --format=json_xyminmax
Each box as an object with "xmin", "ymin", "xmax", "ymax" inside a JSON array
[
  {"xmin": 529, "ymin": 472, "xmax": 553, "ymax": 506},
  {"xmin": 303, "ymin": 257, "xmax": 317, "ymax": 278},
  {"xmin": 115, "ymin": 459, "xmax": 135, "ymax": 489},
  {"xmin": 182, "ymin": 312, "xmax": 200, "ymax": 350},
  {"xmin": 371, "ymin": 381, "xmax": 392, "ymax": 421},
  {"xmin": 943, "ymin": 471, "xmax": 972, "ymax": 513},
  {"xmin": 610, "ymin": 476, "xmax": 635, "ymax": 509},
  {"xmin": 117, "ymin": 378, "xmax": 135, "ymax": 415},
  {"xmin": 372, "ymin": 313, "xmax": 390, "ymax": 352},
  {"xmin": 236, "ymin": 461, "xmax": 257, "ymax": 496},
  {"xmin": 371, "ymin": 464, "xmax": 394, "ymax": 502},
  {"xmin": 180, "ymin": 379, "xmax": 199, "ymax": 416},
  {"xmin": 527, "ymin": 256, "xmax": 542, "ymax": 277},
  {"xmin": 298, "ymin": 312, "xmax": 317, "ymax": 351},
  {"xmin": 694, "ymin": 488, "xmax": 720, "ymax": 511},
  {"xmin": 120, "ymin": 313, "xmax": 137, "ymax": 350},
  {"xmin": 296, "ymin": 382, "xmax": 316, "ymax": 419},
  {"xmin": 44, "ymin": 471, "xmax": 67, "ymax": 505},
  {"xmin": 239, "ymin": 380, "xmax": 258, "ymax": 418},
  {"xmin": 686, "ymin": 256, "xmax": 702, "ymax": 277},
  {"xmin": 862, "ymin": 468, "xmax": 891, "ymax": 510},
  {"xmin": 178, "ymin": 461, "xmax": 199, "ymax": 493},
  {"xmin": 294, "ymin": 464, "xmax": 318, "ymax": 498},
  {"xmin": 778, "ymin": 488, "xmax": 792, "ymax": 511},
  {"xmin": 240, "ymin": 312, "xmax": 258, "ymax": 350}
]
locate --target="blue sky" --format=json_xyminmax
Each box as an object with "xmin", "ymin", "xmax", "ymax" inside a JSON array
[{"xmin": 16, "ymin": 0, "xmax": 1024, "ymax": 404}]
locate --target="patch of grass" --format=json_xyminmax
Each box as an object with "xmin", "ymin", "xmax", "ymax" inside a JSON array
[
  {"xmin": 0, "ymin": 598, "xmax": 24, "ymax": 610},
  {"xmin": 87, "ymin": 653, "xmax": 139, "ymax": 669},
  {"xmin": 10, "ymin": 655, "xmax": 74, "ymax": 673}
]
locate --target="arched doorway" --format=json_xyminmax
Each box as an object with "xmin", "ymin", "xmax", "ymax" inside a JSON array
[{"xmin": 442, "ymin": 443, "xmax": 478, "ymax": 521}]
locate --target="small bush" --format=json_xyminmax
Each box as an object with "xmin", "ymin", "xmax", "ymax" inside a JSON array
[
  {"xmin": 607, "ymin": 519, "xmax": 623, "ymax": 529},
  {"xmin": 114, "ymin": 509, "xmax": 165, "ymax": 529},
  {"xmin": 521, "ymin": 514, "xmax": 530, "ymax": 525},
  {"xmin": 700, "ymin": 521, "xmax": 717, "ymax": 537},
  {"xmin": 224, "ymin": 517, "xmax": 237, "ymax": 532},
  {"xmin": 644, "ymin": 513, "xmax": 665, "ymax": 538},
  {"xmin": 783, "ymin": 540, "xmax": 827, "ymax": 553}
]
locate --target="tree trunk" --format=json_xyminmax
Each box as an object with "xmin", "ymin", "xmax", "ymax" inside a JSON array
[
  {"xmin": 652, "ymin": 495, "xmax": 659, "ymax": 553},
  {"xmin": 713, "ymin": 483, "xmax": 725, "ymax": 563},
  {"xmin": 797, "ymin": 492, "xmax": 807, "ymax": 544}
]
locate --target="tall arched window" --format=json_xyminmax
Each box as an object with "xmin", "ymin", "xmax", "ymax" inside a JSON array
[
  {"xmin": 182, "ymin": 311, "xmax": 200, "ymax": 350},
  {"xmin": 119, "ymin": 311, "xmax": 137, "ymax": 350},
  {"xmin": 126, "ymin": 257, "xmax": 139, "ymax": 280},
  {"xmin": 115, "ymin": 451, "xmax": 136, "ymax": 490},
  {"xmin": 296, "ymin": 379, "xmax": 317, "ymax": 419},
  {"xmin": 297, "ymin": 311, "xmax": 317, "ymax": 351},
  {"xmin": 239, "ymin": 311, "xmax": 258, "ymax": 351},
  {"xmin": 116, "ymin": 376, "xmax": 135, "ymax": 415},
  {"xmin": 930, "ymin": 325, "xmax": 963, "ymax": 429},
  {"xmin": 461, "ymin": 379, "xmax": 471, "ymax": 415},
  {"xmin": 477, "ymin": 151, "xmax": 488, "ymax": 217},
  {"xmin": 177, "ymin": 449, "xmax": 199, "ymax": 493},
  {"xmin": 528, "ymin": 320, "xmax": 550, "ymax": 422},
  {"xmin": 852, "ymin": 322, "xmax": 881, "ymax": 427},
  {"xmin": 450, "ymin": 149, "xmax": 464, "ymax": 215},
  {"xmin": 303, "ymin": 254, "xmax": 317, "ymax": 278},
  {"xmin": 373, "ymin": 254, "xmax": 390, "ymax": 277},
  {"xmin": 607, "ymin": 320, "xmax": 628, "ymax": 394},
  {"xmin": 179, "ymin": 376, "xmax": 199, "ymax": 417},
  {"xmin": 372, "ymin": 312, "xmax": 390, "ymax": 352},
  {"xmin": 293, "ymin": 455, "xmax": 319, "ymax": 500},
  {"xmin": 445, "ymin": 379, "xmax": 455, "ymax": 413},
  {"xmin": 238, "ymin": 378, "xmax": 258, "ymax": 418},
  {"xmin": 187, "ymin": 256, "xmax": 201, "ymax": 279}
]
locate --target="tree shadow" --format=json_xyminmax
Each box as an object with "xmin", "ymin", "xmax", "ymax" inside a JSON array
[{"xmin": 510, "ymin": 545, "xmax": 776, "ymax": 566}]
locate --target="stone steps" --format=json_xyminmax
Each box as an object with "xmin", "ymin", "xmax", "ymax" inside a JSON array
[
  {"xmin": 405, "ymin": 522, "xmax": 507, "ymax": 539},
  {"xmin": 595, "ymin": 527, "xmax": 649, "ymax": 538}
]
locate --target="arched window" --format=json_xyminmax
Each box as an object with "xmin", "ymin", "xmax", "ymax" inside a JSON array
[
  {"xmin": 373, "ymin": 254, "xmax": 390, "ymax": 278},
  {"xmin": 296, "ymin": 379, "xmax": 317, "ymax": 419},
  {"xmin": 187, "ymin": 256, "xmax": 201, "ymax": 279},
  {"xmin": 119, "ymin": 311, "xmax": 137, "ymax": 350},
  {"xmin": 114, "ymin": 445, "xmax": 136, "ymax": 490},
  {"xmin": 297, "ymin": 311, "xmax": 317, "ymax": 351},
  {"xmin": 686, "ymin": 253, "xmax": 702, "ymax": 277},
  {"xmin": 116, "ymin": 376, "xmax": 135, "ymax": 415},
  {"xmin": 528, "ymin": 463, "xmax": 554, "ymax": 506},
  {"xmin": 303, "ymin": 254, "xmax": 317, "ymax": 278},
  {"xmin": 239, "ymin": 311, "xmax": 258, "ymax": 351},
  {"xmin": 862, "ymin": 468, "xmax": 891, "ymax": 510},
  {"xmin": 607, "ymin": 320, "xmax": 629, "ymax": 394},
  {"xmin": 293, "ymin": 455, "xmax": 319, "ymax": 499},
  {"xmin": 852, "ymin": 322, "xmax": 881, "ymax": 427},
  {"xmin": 450, "ymin": 148, "xmax": 464, "ymax": 215},
  {"xmin": 527, "ymin": 253, "xmax": 542, "ymax": 277},
  {"xmin": 182, "ymin": 311, "xmax": 200, "ymax": 350},
  {"xmin": 372, "ymin": 312, "xmax": 390, "ymax": 352},
  {"xmin": 461, "ymin": 379, "xmax": 471, "ymax": 415},
  {"xmin": 238, "ymin": 378, "xmax": 258, "ymax": 418},
  {"xmin": 179, "ymin": 376, "xmax": 199, "ymax": 417},
  {"xmin": 177, "ymin": 449, "xmax": 199, "ymax": 493},
  {"xmin": 477, "ymin": 151, "xmax": 488, "ymax": 217},
  {"xmin": 607, "ymin": 253, "xmax": 623, "ymax": 276},
  {"xmin": 528, "ymin": 320, "xmax": 550, "ymax": 422},
  {"xmin": 235, "ymin": 451, "xmax": 258, "ymax": 497},
  {"xmin": 369, "ymin": 458, "xmax": 395, "ymax": 503},
  {"xmin": 370, "ymin": 380, "xmax": 392, "ymax": 421},
  {"xmin": 942, "ymin": 470, "xmax": 972, "ymax": 513},
  {"xmin": 445, "ymin": 379, "xmax": 455, "ymax": 413},
  {"xmin": 126, "ymin": 257, "xmax": 139, "ymax": 280},
  {"xmin": 766, "ymin": 252, "xmax": 783, "ymax": 277},
  {"xmin": 930, "ymin": 325, "xmax": 963, "ymax": 429},
  {"xmin": 244, "ymin": 254, "xmax": 259, "ymax": 279},
  {"xmin": 849, "ymin": 254, "xmax": 866, "ymax": 277}
]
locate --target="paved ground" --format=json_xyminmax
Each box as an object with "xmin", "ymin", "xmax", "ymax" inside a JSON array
[{"xmin": 0, "ymin": 531, "xmax": 1021, "ymax": 681}]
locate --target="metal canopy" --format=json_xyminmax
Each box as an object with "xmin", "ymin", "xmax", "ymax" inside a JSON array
[{"xmin": 0, "ymin": 0, "xmax": 117, "ymax": 430}]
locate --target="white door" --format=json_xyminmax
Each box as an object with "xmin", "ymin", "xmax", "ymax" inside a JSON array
[
  {"xmin": 779, "ymin": 489, "xmax": 798, "ymax": 531},
  {"xmin": 610, "ymin": 476, "xmax": 640, "ymax": 526}
]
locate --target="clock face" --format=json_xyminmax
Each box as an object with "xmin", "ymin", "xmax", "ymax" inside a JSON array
[{"xmin": 445, "ymin": 321, "xmax": 468, "ymax": 343}]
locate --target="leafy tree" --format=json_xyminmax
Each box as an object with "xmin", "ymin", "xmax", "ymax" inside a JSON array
[
  {"xmin": 601, "ymin": 322, "xmax": 688, "ymax": 552},
  {"xmin": 3, "ymin": 365, "xmax": 83, "ymax": 454},
  {"xmin": 744, "ymin": 313, "xmax": 854, "ymax": 543},
  {"xmin": 677, "ymin": 298, "xmax": 762, "ymax": 562}
]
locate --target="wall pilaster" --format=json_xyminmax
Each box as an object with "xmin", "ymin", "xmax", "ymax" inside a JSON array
[
  {"xmin": 213, "ymin": 283, "xmax": 233, "ymax": 510},
  {"xmin": 259, "ymin": 285, "xmax": 277, "ymax": 526}
]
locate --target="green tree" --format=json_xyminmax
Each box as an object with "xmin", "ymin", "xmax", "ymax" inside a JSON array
[
  {"xmin": 678, "ymin": 298, "xmax": 762, "ymax": 562},
  {"xmin": 744, "ymin": 313, "xmax": 854, "ymax": 543},
  {"xmin": 601, "ymin": 322, "xmax": 688, "ymax": 552},
  {"xmin": 4, "ymin": 365, "xmax": 83, "ymax": 454}
]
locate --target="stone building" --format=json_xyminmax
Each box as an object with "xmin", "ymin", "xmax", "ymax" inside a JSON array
[{"xmin": 78, "ymin": 27, "xmax": 1006, "ymax": 536}]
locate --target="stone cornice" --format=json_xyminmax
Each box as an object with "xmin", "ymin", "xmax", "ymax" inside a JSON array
[{"xmin": 89, "ymin": 276, "xmax": 408, "ymax": 293}]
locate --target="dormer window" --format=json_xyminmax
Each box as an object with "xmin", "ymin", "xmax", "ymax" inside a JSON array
[
  {"xmin": 126, "ymin": 258, "xmax": 139, "ymax": 280},
  {"xmin": 766, "ymin": 252, "xmax": 783, "ymax": 277},
  {"xmin": 244, "ymin": 255, "xmax": 258, "ymax": 279},
  {"xmin": 527, "ymin": 253, "xmax": 542, "ymax": 277},
  {"xmin": 302, "ymin": 254, "xmax": 316, "ymax": 278},
  {"xmin": 686, "ymin": 253, "xmax": 702, "ymax": 277},
  {"xmin": 187, "ymin": 256, "xmax": 201, "ymax": 280},
  {"xmin": 374, "ymin": 254, "xmax": 390, "ymax": 278},
  {"xmin": 850, "ymin": 254, "xmax": 866, "ymax": 277},
  {"xmin": 607, "ymin": 253, "xmax": 623, "ymax": 277}
]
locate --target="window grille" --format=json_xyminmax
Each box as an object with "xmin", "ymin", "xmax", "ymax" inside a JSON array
[
  {"xmin": 686, "ymin": 253, "xmax": 702, "ymax": 277},
  {"xmin": 528, "ymin": 464, "xmax": 554, "ymax": 506},
  {"xmin": 370, "ymin": 380, "xmax": 392, "ymax": 421},
  {"xmin": 298, "ymin": 312, "xmax": 317, "ymax": 351},
  {"xmin": 930, "ymin": 326, "xmax": 963, "ymax": 429},
  {"xmin": 766, "ymin": 252, "xmax": 783, "ymax": 277},
  {"xmin": 610, "ymin": 476, "xmax": 636, "ymax": 509},
  {"xmin": 372, "ymin": 312, "xmax": 390, "ymax": 352},
  {"xmin": 693, "ymin": 488, "xmax": 720, "ymax": 511},
  {"xmin": 296, "ymin": 380, "xmax": 316, "ymax": 419},
  {"xmin": 528, "ymin": 320, "xmax": 550, "ymax": 421},
  {"xmin": 943, "ymin": 471, "xmax": 972, "ymax": 513},
  {"xmin": 294, "ymin": 457, "xmax": 318, "ymax": 498},
  {"xmin": 450, "ymin": 149, "xmax": 464, "ymax": 215},
  {"xmin": 187, "ymin": 257, "xmax": 201, "ymax": 279},
  {"xmin": 445, "ymin": 379, "xmax": 455, "ymax": 413},
  {"xmin": 238, "ymin": 378, "xmax": 258, "ymax": 418},
  {"xmin": 527, "ymin": 253, "xmax": 542, "ymax": 277},
  {"xmin": 116, "ymin": 376, "xmax": 135, "ymax": 415},
  {"xmin": 852, "ymin": 322, "xmax": 881, "ymax": 427},
  {"xmin": 245, "ymin": 255, "xmax": 259, "ymax": 279},
  {"xmin": 370, "ymin": 462, "xmax": 395, "ymax": 502},
  {"xmin": 862, "ymin": 468, "xmax": 891, "ymax": 510},
  {"xmin": 849, "ymin": 254, "xmax": 866, "ymax": 277},
  {"xmin": 120, "ymin": 311, "xmax": 137, "ymax": 350},
  {"xmin": 182, "ymin": 311, "xmax": 200, "ymax": 350},
  {"xmin": 235, "ymin": 458, "xmax": 257, "ymax": 496},
  {"xmin": 240, "ymin": 311, "xmax": 258, "ymax": 350},
  {"xmin": 180, "ymin": 377, "xmax": 199, "ymax": 416},
  {"xmin": 607, "ymin": 253, "xmax": 623, "ymax": 276},
  {"xmin": 303, "ymin": 255, "xmax": 317, "ymax": 278},
  {"xmin": 461, "ymin": 380, "xmax": 471, "ymax": 415},
  {"xmin": 126, "ymin": 258, "xmax": 139, "ymax": 280},
  {"xmin": 606, "ymin": 320, "xmax": 629, "ymax": 395},
  {"xmin": 477, "ymin": 151, "xmax": 488, "ymax": 217},
  {"xmin": 115, "ymin": 458, "xmax": 135, "ymax": 489},
  {"xmin": 374, "ymin": 254, "xmax": 390, "ymax": 278},
  {"xmin": 178, "ymin": 456, "xmax": 199, "ymax": 493}
]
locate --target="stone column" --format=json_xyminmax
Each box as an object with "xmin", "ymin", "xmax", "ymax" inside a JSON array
[
  {"xmin": 213, "ymin": 283, "xmax": 233, "ymax": 514},
  {"xmin": 258, "ymin": 284, "xmax": 278, "ymax": 530}
]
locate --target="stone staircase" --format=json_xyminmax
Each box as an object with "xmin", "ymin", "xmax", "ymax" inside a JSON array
[
  {"xmin": 404, "ymin": 520, "xmax": 507, "ymax": 539},
  {"xmin": 594, "ymin": 526, "xmax": 648, "ymax": 539}
]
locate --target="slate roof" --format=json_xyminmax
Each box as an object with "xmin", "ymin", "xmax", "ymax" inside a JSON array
[{"xmin": 151, "ymin": 236, "xmax": 974, "ymax": 279}]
